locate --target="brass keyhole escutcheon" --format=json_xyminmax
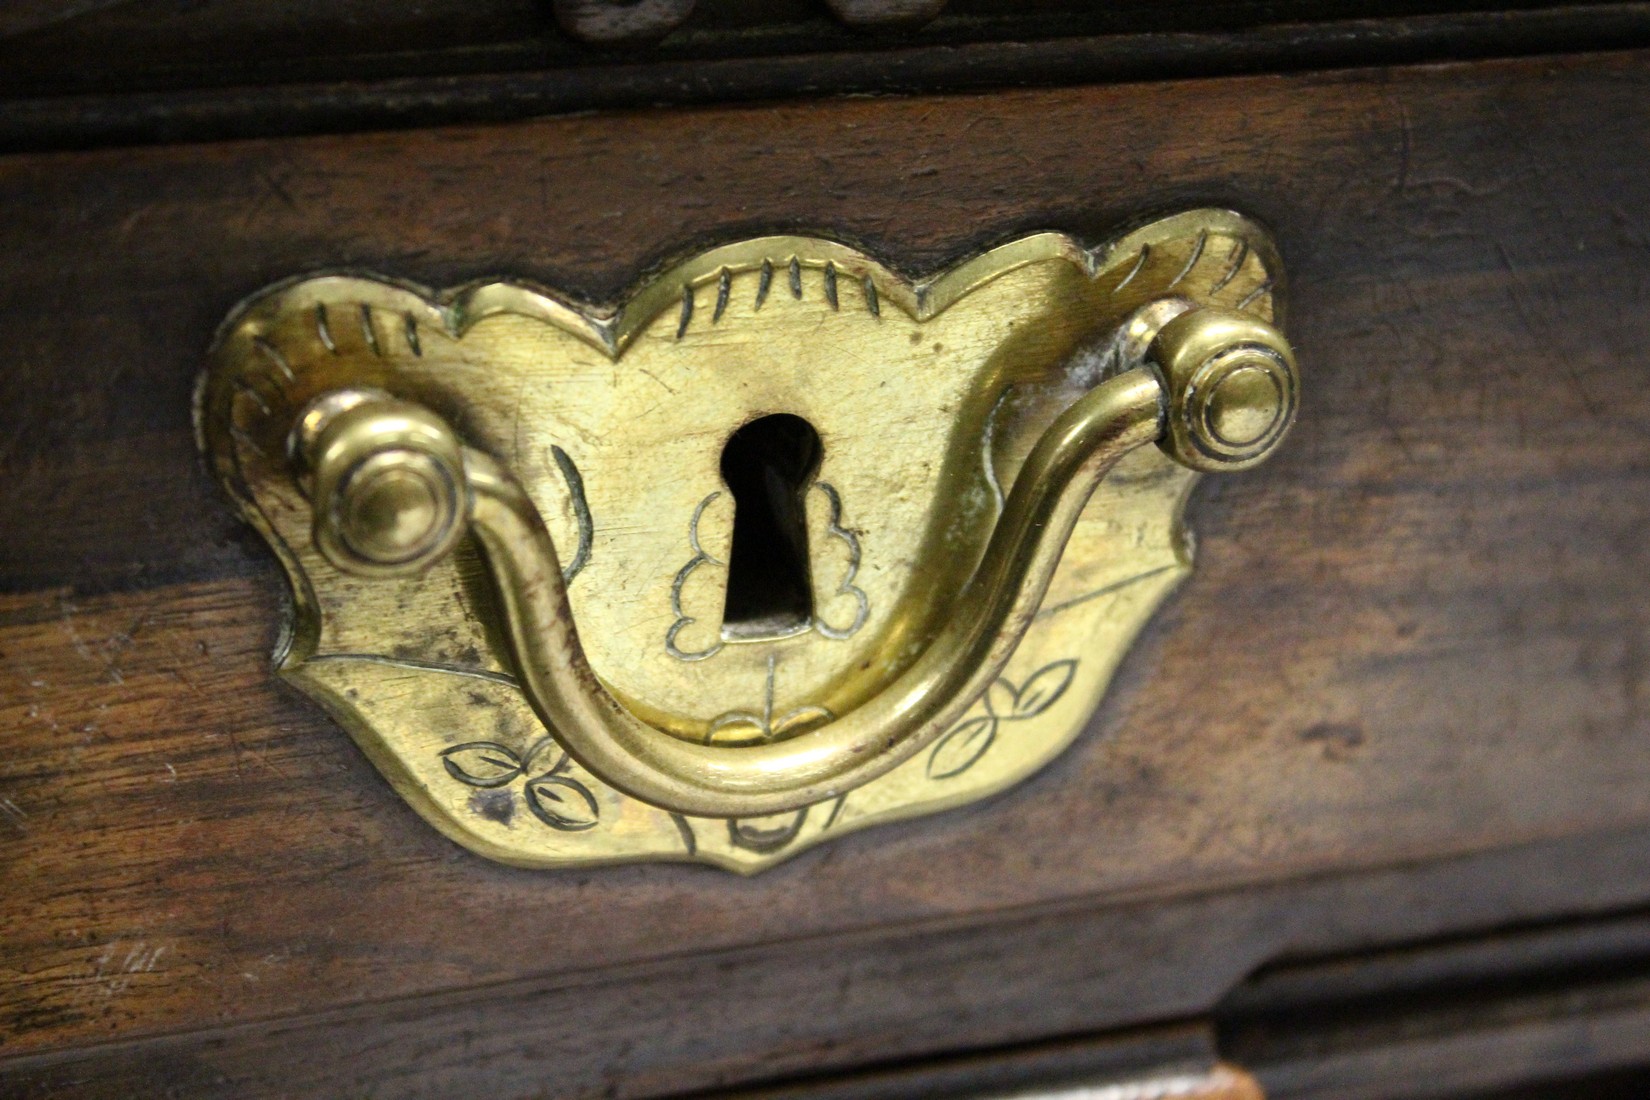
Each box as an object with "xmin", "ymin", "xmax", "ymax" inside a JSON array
[{"xmin": 199, "ymin": 208, "xmax": 1298, "ymax": 871}]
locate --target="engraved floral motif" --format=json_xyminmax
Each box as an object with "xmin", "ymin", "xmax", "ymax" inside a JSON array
[
  {"xmin": 666, "ymin": 482, "xmax": 869, "ymax": 661},
  {"xmin": 665, "ymin": 492, "xmax": 728, "ymax": 662},
  {"xmin": 809, "ymin": 483, "xmax": 869, "ymax": 640},
  {"xmin": 439, "ymin": 742, "xmax": 526, "ymax": 788},
  {"xmin": 726, "ymin": 807, "xmax": 810, "ymax": 853},
  {"xmin": 439, "ymin": 736, "xmax": 600, "ymax": 832},
  {"xmin": 927, "ymin": 717, "xmax": 998, "ymax": 781},
  {"xmin": 524, "ymin": 775, "xmax": 601, "ymax": 831},
  {"xmin": 926, "ymin": 659, "xmax": 1078, "ymax": 781},
  {"xmin": 706, "ymin": 653, "xmax": 832, "ymax": 745}
]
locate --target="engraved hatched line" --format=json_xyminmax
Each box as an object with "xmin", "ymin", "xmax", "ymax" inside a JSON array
[
  {"xmin": 251, "ymin": 336, "xmax": 296, "ymax": 384},
  {"xmin": 1237, "ymin": 278, "xmax": 1275, "ymax": 311},
  {"xmin": 676, "ymin": 285, "xmax": 693, "ymax": 339},
  {"xmin": 1032, "ymin": 565, "xmax": 1178, "ymax": 621},
  {"xmin": 1208, "ymin": 238, "xmax": 1249, "ymax": 296},
  {"xmin": 314, "ymin": 303, "xmax": 338, "ymax": 353},
  {"xmin": 1167, "ymin": 229, "xmax": 1209, "ymax": 289},
  {"xmin": 306, "ymin": 653, "xmax": 521, "ymax": 687},
  {"xmin": 670, "ymin": 813, "xmax": 697, "ymax": 855},
  {"xmin": 820, "ymin": 795, "xmax": 848, "ymax": 830},
  {"xmin": 1112, "ymin": 245, "xmax": 1150, "ymax": 294},
  {"xmin": 358, "ymin": 304, "xmax": 381, "ymax": 357},
  {"xmin": 713, "ymin": 267, "xmax": 731, "ymax": 323},
  {"xmin": 229, "ymin": 424, "xmax": 269, "ymax": 458},
  {"xmin": 232, "ymin": 378, "xmax": 272, "ymax": 416}
]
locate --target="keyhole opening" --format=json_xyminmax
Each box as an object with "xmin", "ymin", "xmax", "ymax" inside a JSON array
[{"xmin": 719, "ymin": 414, "xmax": 824, "ymax": 642}]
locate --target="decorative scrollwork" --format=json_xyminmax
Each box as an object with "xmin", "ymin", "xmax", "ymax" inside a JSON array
[
  {"xmin": 811, "ymin": 482, "xmax": 869, "ymax": 641},
  {"xmin": 665, "ymin": 492, "xmax": 727, "ymax": 662}
]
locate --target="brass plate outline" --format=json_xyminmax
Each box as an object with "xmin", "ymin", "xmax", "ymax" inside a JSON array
[{"xmin": 197, "ymin": 207, "xmax": 1286, "ymax": 872}]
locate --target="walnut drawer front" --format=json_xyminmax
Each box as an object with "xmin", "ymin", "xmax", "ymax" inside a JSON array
[{"xmin": 3, "ymin": 47, "xmax": 1650, "ymax": 1098}]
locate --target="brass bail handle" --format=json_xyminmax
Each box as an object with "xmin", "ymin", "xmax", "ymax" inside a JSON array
[{"xmin": 287, "ymin": 306, "xmax": 1298, "ymax": 817}]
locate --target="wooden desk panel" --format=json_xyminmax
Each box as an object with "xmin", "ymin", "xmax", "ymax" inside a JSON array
[{"xmin": 3, "ymin": 47, "xmax": 1650, "ymax": 1093}]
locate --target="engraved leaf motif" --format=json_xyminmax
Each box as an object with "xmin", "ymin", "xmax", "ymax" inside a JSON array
[
  {"xmin": 524, "ymin": 775, "xmax": 601, "ymax": 831},
  {"xmin": 521, "ymin": 736, "xmax": 566, "ymax": 773},
  {"xmin": 1011, "ymin": 660, "xmax": 1077, "ymax": 719},
  {"xmin": 984, "ymin": 678, "xmax": 1019, "ymax": 719},
  {"xmin": 926, "ymin": 716, "xmax": 999, "ymax": 780},
  {"xmin": 439, "ymin": 742, "xmax": 524, "ymax": 788}
]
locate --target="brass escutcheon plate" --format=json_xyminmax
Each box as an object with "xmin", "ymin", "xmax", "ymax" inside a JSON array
[{"xmin": 197, "ymin": 209, "xmax": 1288, "ymax": 872}]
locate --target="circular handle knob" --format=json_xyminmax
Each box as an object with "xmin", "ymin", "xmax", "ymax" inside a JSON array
[
  {"xmin": 292, "ymin": 390, "xmax": 469, "ymax": 577},
  {"xmin": 1150, "ymin": 307, "xmax": 1300, "ymax": 473}
]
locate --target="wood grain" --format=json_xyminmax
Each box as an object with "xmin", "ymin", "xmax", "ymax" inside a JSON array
[
  {"xmin": 7, "ymin": 828, "xmax": 1650, "ymax": 1098},
  {"xmin": 0, "ymin": 1, "xmax": 1628, "ymax": 97},
  {"xmin": 4, "ymin": 4, "xmax": 1650, "ymax": 149},
  {"xmin": 4, "ymin": 47, "xmax": 1650, "ymax": 1092},
  {"xmin": 1226, "ymin": 909, "xmax": 1650, "ymax": 1099}
]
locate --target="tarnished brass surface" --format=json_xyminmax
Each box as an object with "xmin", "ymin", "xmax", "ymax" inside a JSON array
[{"xmin": 197, "ymin": 208, "xmax": 1296, "ymax": 871}]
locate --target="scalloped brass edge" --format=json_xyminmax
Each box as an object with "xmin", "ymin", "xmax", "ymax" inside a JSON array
[
  {"xmin": 195, "ymin": 207, "xmax": 1280, "ymax": 657},
  {"xmin": 194, "ymin": 207, "xmax": 1284, "ymax": 870}
]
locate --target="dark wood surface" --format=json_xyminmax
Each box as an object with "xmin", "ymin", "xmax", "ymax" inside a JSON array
[
  {"xmin": 6, "ymin": 828, "xmax": 1650, "ymax": 1097},
  {"xmin": 4, "ymin": 45, "xmax": 1650, "ymax": 1094},
  {"xmin": 0, "ymin": 0, "xmax": 1623, "ymax": 98},
  {"xmin": 5, "ymin": 4, "xmax": 1650, "ymax": 151},
  {"xmin": 1224, "ymin": 906, "xmax": 1650, "ymax": 1098}
]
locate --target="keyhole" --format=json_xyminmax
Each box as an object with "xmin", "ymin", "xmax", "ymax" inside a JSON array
[{"xmin": 719, "ymin": 414, "xmax": 824, "ymax": 641}]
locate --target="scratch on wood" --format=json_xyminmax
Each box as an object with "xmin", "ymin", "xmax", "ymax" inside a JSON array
[
  {"xmin": 0, "ymin": 797, "xmax": 27, "ymax": 834},
  {"xmin": 92, "ymin": 941, "xmax": 168, "ymax": 995},
  {"xmin": 1395, "ymin": 100, "xmax": 1414, "ymax": 191}
]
